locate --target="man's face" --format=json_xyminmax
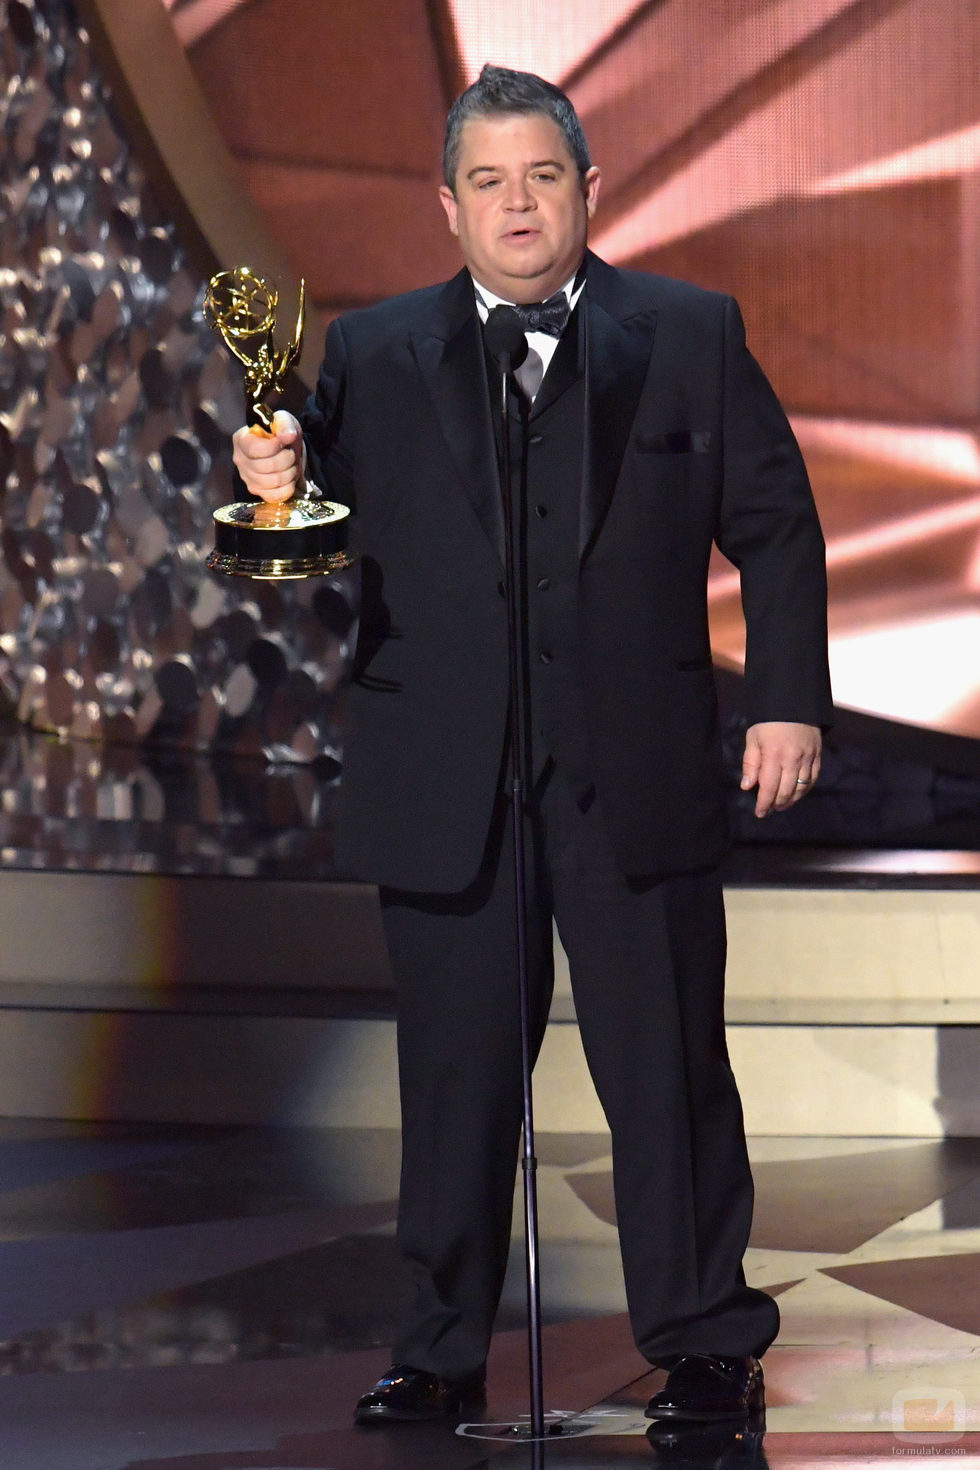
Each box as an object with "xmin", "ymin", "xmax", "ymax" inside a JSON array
[{"xmin": 439, "ymin": 113, "xmax": 600, "ymax": 303}]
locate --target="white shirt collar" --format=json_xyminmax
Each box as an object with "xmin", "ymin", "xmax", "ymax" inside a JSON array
[
  {"xmin": 471, "ymin": 271, "xmax": 585, "ymax": 402},
  {"xmin": 471, "ymin": 271, "xmax": 584, "ymax": 324}
]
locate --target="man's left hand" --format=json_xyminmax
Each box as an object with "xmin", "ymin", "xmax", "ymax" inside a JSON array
[{"xmin": 741, "ymin": 722, "xmax": 822, "ymax": 818}]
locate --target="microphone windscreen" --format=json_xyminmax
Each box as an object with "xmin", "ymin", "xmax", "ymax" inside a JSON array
[{"xmin": 484, "ymin": 306, "xmax": 529, "ymax": 370}]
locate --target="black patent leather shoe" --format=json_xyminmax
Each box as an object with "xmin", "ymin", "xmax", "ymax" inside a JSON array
[
  {"xmin": 645, "ymin": 1355, "xmax": 765, "ymax": 1421},
  {"xmin": 354, "ymin": 1363, "xmax": 486, "ymax": 1424}
]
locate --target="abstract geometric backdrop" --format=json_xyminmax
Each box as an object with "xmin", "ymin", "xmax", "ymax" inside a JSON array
[
  {"xmin": 164, "ymin": 0, "xmax": 980, "ymax": 738},
  {"xmin": 2, "ymin": 0, "xmax": 979, "ymax": 757}
]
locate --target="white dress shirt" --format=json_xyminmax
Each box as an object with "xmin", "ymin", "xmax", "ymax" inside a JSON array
[{"xmin": 472, "ymin": 271, "xmax": 585, "ymax": 403}]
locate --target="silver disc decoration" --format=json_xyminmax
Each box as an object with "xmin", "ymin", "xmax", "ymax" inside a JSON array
[{"xmin": 0, "ymin": 0, "xmax": 354, "ymax": 765}]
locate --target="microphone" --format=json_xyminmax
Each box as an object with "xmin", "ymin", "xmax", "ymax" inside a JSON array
[{"xmin": 484, "ymin": 305, "xmax": 528, "ymax": 373}]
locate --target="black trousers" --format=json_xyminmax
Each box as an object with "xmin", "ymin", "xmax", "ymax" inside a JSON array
[{"xmin": 380, "ymin": 766, "xmax": 778, "ymax": 1381}]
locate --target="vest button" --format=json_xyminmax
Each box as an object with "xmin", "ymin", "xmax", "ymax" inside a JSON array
[
  {"xmin": 536, "ymin": 577, "xmax": 550, "ymax": 591},
  {"xmin": 534, "ymin": 504, "xmax": 547, "ymax": 518},
  {"xmin": 529, "ymin": 434, "xmax": 543, "ymax": 446},
  {"xmin": 538, "ymin": 650, "xmax": 553, "ymax": 665}
]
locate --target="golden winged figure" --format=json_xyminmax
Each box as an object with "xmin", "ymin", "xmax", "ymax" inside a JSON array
[{"xmin": 203, "ymin": 266, "xmax": 305, "ymax": 431}]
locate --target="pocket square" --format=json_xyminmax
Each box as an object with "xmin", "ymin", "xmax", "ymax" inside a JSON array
[{"xmin": 636, "ymin": 430, "xmax": 712, "ymax": 454}]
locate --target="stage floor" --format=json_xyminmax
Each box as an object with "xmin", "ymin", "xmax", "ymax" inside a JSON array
[
  {"xmin": 1, "ymin": 1123, "xmax": 978, "ymax": 1468},
  {"xmin": 1, "ymin": 725, "xmax": 980, "ymax": 1462}
]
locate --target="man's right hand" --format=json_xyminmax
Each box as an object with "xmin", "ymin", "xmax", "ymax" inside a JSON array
[{"xmin": 232, "ymin": 409, "xmax": 304, "ymax": 503}]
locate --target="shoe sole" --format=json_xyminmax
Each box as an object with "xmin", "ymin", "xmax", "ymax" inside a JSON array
[
  {"xmin": 354, "ymin": 1392, "xmax": 486, "ymax": 1426},
  {"xmin": 645, "ymin": 1397, "xmax": 765, "ymax": 1423},
  {"xmin": 355, "ymin": 1406, "xmax": 458, "ymax": 1424}
]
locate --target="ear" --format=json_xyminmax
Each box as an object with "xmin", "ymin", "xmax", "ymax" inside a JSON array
[
  {"xmin": 582, "ymin": 166, "xmax": 601, "ymax": 220},
  {"xmin": 438, "ymin": 185, "xmax": 459, "ymax": 237}
]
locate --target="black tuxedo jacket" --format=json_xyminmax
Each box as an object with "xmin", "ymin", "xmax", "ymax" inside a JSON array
[{"xmin": 302, "ymin": 251, "xmax": 833, "ymax": 891}]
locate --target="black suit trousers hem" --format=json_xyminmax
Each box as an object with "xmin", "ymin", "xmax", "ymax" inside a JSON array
[{"xmin": 379, "ymin": 765, "xmax": 779, "ymax": 1380}]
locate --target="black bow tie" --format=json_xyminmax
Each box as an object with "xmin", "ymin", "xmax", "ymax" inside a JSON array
[{"xmin": 511, "ymin": 292, "xmax": 570, "ymax": 338}]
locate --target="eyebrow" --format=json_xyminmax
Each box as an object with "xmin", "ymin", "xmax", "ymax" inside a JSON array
[{"xmin": 465, "ymin": 158, "xmax": 568, "ymax": 181}]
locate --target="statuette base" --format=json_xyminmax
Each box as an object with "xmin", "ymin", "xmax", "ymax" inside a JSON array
[{"xmin": 209, "ymin": 497, "xmax": 353, "ymax": 581}]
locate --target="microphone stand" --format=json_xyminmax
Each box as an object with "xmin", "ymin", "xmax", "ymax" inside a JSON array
[{"xmin": 484, "ymin": 308, "xmax": 545, "ymax": 1441}]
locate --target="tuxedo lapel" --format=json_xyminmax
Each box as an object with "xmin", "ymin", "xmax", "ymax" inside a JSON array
[
  {"xmin": 580, "ymin": 252, "xmax": 659, "ymax": 560},
  {"xmin": 406, "ymin": 258, "xmax": 657, "ymax": 567},
  {"xmin": 409, "ymin": 271, "xmax": 504, "ymax": 564},
  {"xmin": 530, "ymin": 305, "xmax": 582, "ymax": 420}
]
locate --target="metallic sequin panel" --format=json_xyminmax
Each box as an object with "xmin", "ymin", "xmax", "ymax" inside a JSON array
[{"xmin": 0, "ymin": 0, "xmax": 352, "ymax": 764}]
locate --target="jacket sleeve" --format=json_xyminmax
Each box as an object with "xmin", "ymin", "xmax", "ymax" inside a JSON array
[
  {"xmin": 715, "ymin": 295, "xmax": 834, "ymax": 729},
  {"xmin": 300, "ymin": 316, "xmax": 356, "ymax": 511}
]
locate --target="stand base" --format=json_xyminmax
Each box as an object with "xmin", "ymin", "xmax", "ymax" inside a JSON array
[{"xmin": 457, "ymin": 1414, "xmax": 594, "ymax": 1441}]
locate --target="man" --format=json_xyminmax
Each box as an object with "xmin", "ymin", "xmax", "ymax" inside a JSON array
[{"xmin": 233, "ymin": 65, "xmax": 832, "ymax": 1427}]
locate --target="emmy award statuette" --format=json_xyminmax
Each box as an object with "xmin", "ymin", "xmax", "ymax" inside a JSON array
[{"xmin": 203, "ymin": 267, "xmax": 353, "ymax": 579}]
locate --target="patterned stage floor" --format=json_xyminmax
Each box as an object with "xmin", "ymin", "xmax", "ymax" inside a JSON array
[{"xmin": 1, "ymin": 1123, "xmax": 978, "ymax": 1468}]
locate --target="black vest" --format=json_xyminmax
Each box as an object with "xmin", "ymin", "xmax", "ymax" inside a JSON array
[{"xmin": 488, "ymin": 307, "xmax": 593, "ymax": 798}]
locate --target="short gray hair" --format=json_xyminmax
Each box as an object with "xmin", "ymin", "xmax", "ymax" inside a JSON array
[{"xmin": 443, "ymin": 64, "xmax": 592, "ymax": 190}]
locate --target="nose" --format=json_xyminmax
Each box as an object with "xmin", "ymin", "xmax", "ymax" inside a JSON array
[{"xmin": 503, "ymin": 176, "xmax": 535, "ymax": 211}]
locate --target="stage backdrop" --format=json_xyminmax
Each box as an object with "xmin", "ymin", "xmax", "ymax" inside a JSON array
[
  {"xmin": 1, "ymin": 0, "xmax": 978, "ymax": 756},
  {"xmin": 161, "ymin": 0, "xmax": 980, "ymax": 740}
]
